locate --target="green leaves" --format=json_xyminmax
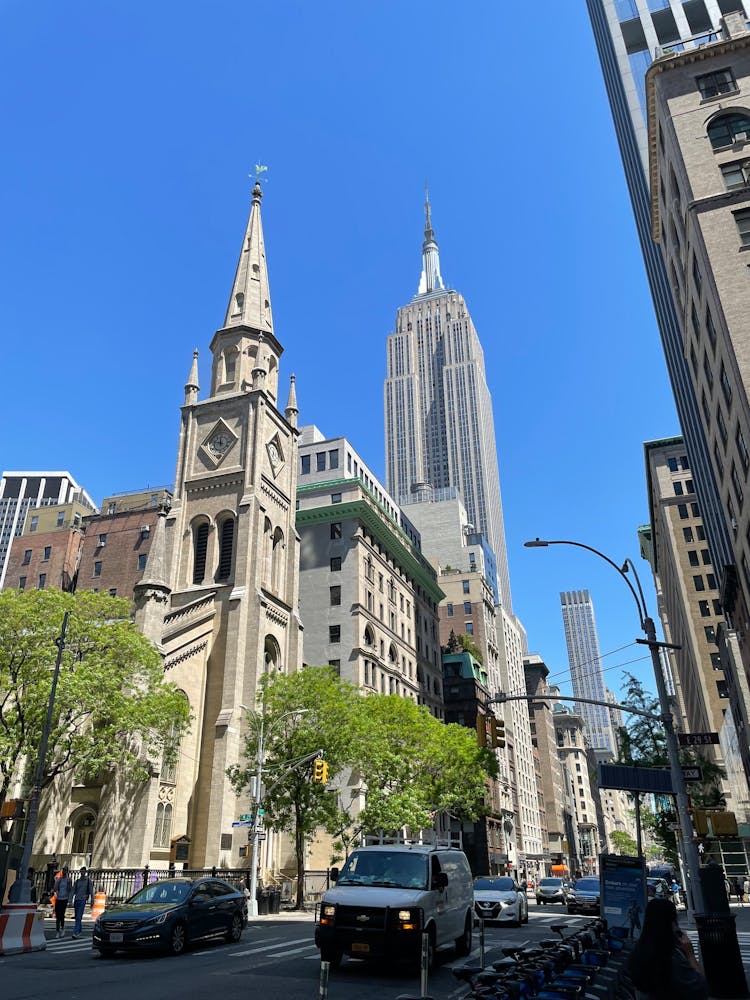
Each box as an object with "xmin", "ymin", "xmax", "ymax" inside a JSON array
[{"xmin": 0, "ymin": 589, "xmax": 190, "ymax": 806}]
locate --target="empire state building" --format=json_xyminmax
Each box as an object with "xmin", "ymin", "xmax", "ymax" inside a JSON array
[{"xmin": 384, "ymin": 197, "xmax": 512, "ymax": 611}]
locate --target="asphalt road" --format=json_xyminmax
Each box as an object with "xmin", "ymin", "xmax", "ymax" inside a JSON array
[{"xmin": 0, "ymin": 904, "xmax": 603, "ymax": 1000}]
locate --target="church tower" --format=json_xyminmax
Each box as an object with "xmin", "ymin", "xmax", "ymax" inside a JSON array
[{"xmin": 138, "ymin": 181, "xmax": 303, "ymax": 868}]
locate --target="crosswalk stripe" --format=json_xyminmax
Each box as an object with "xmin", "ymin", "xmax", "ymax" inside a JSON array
[
  {"xmin": 265, "ymin": 944, "xmax": 316, "ymax": 959},
  {"xmin": 228, "ymin": 935, "xmax": 310, "ymax": 957}
]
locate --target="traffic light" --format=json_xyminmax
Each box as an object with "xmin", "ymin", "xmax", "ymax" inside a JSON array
[
  {"xmin": 476, "ymin": 712, "xmax": 487, "ymax": 747},
  {"xmin": 489, "ymin": 715, "xmax": 506, "ymax": 749},
  {"xmin": 313, "ymin": 758, "xmax": 329, "ymax": 783}
]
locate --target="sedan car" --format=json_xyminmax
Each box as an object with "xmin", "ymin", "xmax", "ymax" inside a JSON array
[
  {"xmin": 93, "ymin": 877, "xmax": 245, "ymax": 957},
  {"xmin": 567, "ymin": 876, "xmax": 601, "ymax": 915},
  {"xmin": 473, "ymin": 876, "xmax": 528, "ymax": 926},
  {"xmin": 536, "ymin": 877, "xmax": 568, "ymax": 905},
  {"xmin": 646, "ymin": 877, "xmax": 671, "ymax": 899}
]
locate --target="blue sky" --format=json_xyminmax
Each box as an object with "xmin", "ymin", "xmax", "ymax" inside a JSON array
[{"xmin": 1, "ymin": 1, "xmax": 680, "ymax": 704}]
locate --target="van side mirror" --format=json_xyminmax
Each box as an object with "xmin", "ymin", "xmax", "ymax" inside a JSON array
[
  {"xmin": 433, "ymin": 871, "xmax": 448, "ymax": 890},
  {"xmin": 329, "ymin": 867, "xmax": 339, "ymax": 883}
]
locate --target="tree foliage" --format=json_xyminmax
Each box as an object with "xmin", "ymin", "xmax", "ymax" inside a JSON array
[
  {"xmin": 0, "ymin": 588, "xmax": 191, "ymax": 808},
  {"xmin": 228, "ymin": 666, "xmax": 497, "ymax": 907},
  {"xmin": 610, "ymin": 830, "xmax": 638, "ymax": 856}
]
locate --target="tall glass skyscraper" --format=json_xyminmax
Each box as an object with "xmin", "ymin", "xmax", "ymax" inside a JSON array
[
  {"xmin": 560, "ymin": 590, "xmax": 617, "ymax": 757},
  {"xmin": 586, "ymin": 0, "xmax": 744, "ymax": 592},
  {"xmin": 384, "ymin": 198, "xmax": 512, "ymax": 611}
]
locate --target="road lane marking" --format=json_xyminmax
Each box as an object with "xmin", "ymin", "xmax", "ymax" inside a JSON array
[{"xmin": 228, "ymin": 935, "xmax": 311, "ymax": 957}]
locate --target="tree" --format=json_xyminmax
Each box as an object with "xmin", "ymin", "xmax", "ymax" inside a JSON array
[
  {"xmin": 610, "ymin": 830, "xmax": 638, "ymax": 856},
  {"xmin": 0, "ymin": 588, "xmax": 191, "ymax": 810},
  {"xmin": 227, "ymin": 666, "xmax": 362, "ymax": 910}
]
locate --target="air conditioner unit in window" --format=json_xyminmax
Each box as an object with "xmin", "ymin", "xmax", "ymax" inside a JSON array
[{"xmin": 734, "ymin": 132, "xmax": 748, "ymax": 142}]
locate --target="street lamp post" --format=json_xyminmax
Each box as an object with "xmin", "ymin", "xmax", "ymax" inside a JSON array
[
  {"xmin": 524, "ymin": 538, "xmax": 706, "ymax": 916},
  {"xmin": 239, "ymin": 702, "xmax": 308, "ymax": 918}
]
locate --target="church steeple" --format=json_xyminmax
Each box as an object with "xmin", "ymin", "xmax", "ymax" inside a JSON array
[
  {"xmin": 184, "ymin": 348, "xmax": 199, "ymax": 405},
  {"xmin": 285, "ymin": 373, "xmax": 299, "ymax": 428},
  {"xmin": 417, "ymin": 187, "xmax": 445, "ymax": 295},
  {"xmin": 224, "ymin": 181, "xmax": 274, "ymax": 334}
]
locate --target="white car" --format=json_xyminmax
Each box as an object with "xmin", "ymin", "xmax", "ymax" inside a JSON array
[{"xmin": 473, "ymin": 876, "xmax": 529, "ymax": 927}]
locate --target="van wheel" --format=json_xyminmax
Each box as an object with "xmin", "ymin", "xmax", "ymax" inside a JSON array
[
  {"xmin": 320, "ymin": 948, "xmax": 342, "ymax": 969},
  {"xmin": 455, "ymin": 914, "xmax": 472, "ymax": 957}
]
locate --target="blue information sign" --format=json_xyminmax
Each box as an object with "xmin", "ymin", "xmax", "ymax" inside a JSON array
[{"xmin": 600, "ymin": 853, "xmax": 647, "ymax": 941}]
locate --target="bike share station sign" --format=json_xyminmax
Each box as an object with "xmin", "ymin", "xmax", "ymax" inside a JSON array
[{"xmin": 600, "ymin": 853, "xmax": 647, "ymax": 940}]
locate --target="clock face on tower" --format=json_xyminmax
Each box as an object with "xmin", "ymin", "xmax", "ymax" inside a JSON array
[{"xmin": 207, "ymin": 431, "xmax": 233, "ymax": 458}]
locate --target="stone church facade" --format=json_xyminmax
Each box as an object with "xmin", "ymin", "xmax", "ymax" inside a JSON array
[{"xmin": 32, "ymin": 182, "xmax": 303, "ymax": 871}]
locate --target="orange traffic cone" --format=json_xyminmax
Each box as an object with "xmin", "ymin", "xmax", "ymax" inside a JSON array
[{"xmin": 91, "ymin": 891, "xmax": 106, "ymax": 920}]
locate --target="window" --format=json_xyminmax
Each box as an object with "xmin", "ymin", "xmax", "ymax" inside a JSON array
[
  {"xmin": 331, "ymin": 492, "xmax": 342, "ymax": 504},
  {"xmin": 330, "ymin": 522, "xmax": 342, "ymax": 539},
  {"xmin": 328, "ymin": 449, "xmax": 339, "ymax": 469},
  {"xmin": 711, "ymin": 652, "xmax": 723, "ymax": 671},
  {"xmin": 668, "ymin": 457, "xmax": 679, "ymax": 473},
  {"xmin": 94, "ymin": 561, "xmax": 102, "ymax": 577},
  {"xmin": 707, "ymin": 573, "xmax": 717, "ymax": 589},
  {"xmin": 674, "ymin": 481, "xmax": 684, "ymax": 496},
  {"xmin": 316, "ymin": 452, "xmax": 326, "ymax": 472},
  {"xmin": 107, "ymin": 502, "xmax": 116, "ymax": 514},
  {"xmin": 30, "ymin": 515, "xmax": 38, "ymax": 532},
  {"xmin": 706, "ymin": 308, "xmax": 717, "ymax": 349},
  {"xmin": 447, "ymin": 602, "xmax": 454, "ymax": 617},
  {"xmin": 38, "ymin": 573, "xmax": 46, "ymax": 589},
  {"xmin": 465, "ymin": 621, "xmax": 474, "ymax": 635},
  {"xmin": 721, "ymin": 159, "xmax": 750, "ymax": 190},
  {"xmin": 702, "ymin": 548, "xmax": 711, "ymax": 565},
  {"xmin": 678, "ymin": 503, "xmax": 689, "ymax": 519},
  {"xmin": 688, "ymin": 550, "xmax": 699, "ymax": 567},
  {"xmin": 703, "ymin": 351, "xmax": 714, "ymax": 391},
  {"xmin": 216, "ymin": 517, "xmax": 235, "ymax": 580},
  {"xmin": 718, "ymin": 406, "xmax": 728, "ymax": 446},
  {"xmin": 301, "ymin": 454, "xmax": 311, "ymax": 475},
  {"xmin": 22, "ymin": 549, "xmax": 31, "ymax": 565},
  {"xmin": 330, "ymin": 556, "xmax": 341, "ymax": 571},
  {"xmin": 734, "ymin": 208, "xmax": 750, "ymax": 248},
  {"xmin": 738, "ymin": 426, "xmax": 750, "ymax": 473},
  {"xmin": 692, "ymin": 255, "xmax": 702, "ymax": 295},
  {"xmin": 694, "ymin": 575, "xmax": 705, "ymax": 591},
  {"xmin": 463, "ymin": 601, "xmax": 471, "ymax": 614},
  {"xmin": 138, "ymin": 553, "xmax": 148, "ymax": 571},
  {"xmin": 708, "ymin": 112, "xmax": 750, "ymax": 150},
  {"xmin": 714, "ymin": 440, "xmax": 724, "ymax": 476},
  {"xmin": 462, "ymin": 579, "xmax": 470, "ymax": 594},
  {"xmin": 699, "ymin": 600, "xmax": 710, "ymax": 617},
  {"xmin": 330, "ymin": 585, "xmax": 341, "ymax": 606},
  {"xmin": 713, "ymin": 599, "xmax": 722, "ymax": 616},
  {"xmin": 193, "ymin": 523, "xmax": 209, "ymax": 584},
  {"xmin": 697, "ymin": 525, "xmax": 706, "ymax": 541},
  {"xmin": 18, "ymin": 576, "xmax": 26, "ymax": 590},
  {"xmin": 705, "ymin": 625, "xmax": 716, "ymax": 644},
  {"xmin": 686, "ymin": 479, "xmax": 694, "ymax": 494},
  {"xmin": 43, "ymin": 545, "xmax": 51, "ymax": 561},
  {"xmin": 56, "ymin": 511, "xmax": 64, "ymax": 527},
  {"xmin": 697, "ymin": 68, "xmax": 737, "ymax": 99},
  {"xmin": 329, "ymin": 625, "xmax": 340, "ymax": 643},
  {"xmin": 683, "ymin": 527, "xmax": 694, "ymax": 543},
  {"xmin": 153, "ymin": 802, "xmax": 173, "ymax": 848},
  {"xmin": 732, "ymin": 461, "xmax": 744, "ymax": 505},
  {"xmin": 721, "ymin": 363, "xmax": 733, "ymax": 406},
  {"xmin": 140, "ymin": 526, "xmax": 150, "ymax": 540},
  {"xmin": 99, "ymin": 533, "xmax": 107, "ymax": 547}
]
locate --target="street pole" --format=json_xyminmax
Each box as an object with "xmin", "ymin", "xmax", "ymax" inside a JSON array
[
  {"xmin": 247, "ymin": 712, "xmax": 264, "ymax": 919},
  {"xmin": 12, "ymin": 611, "xmax": 69, "ymax": 903},
  {"xmin": 524, "ymin": 538, "xmax": 706, "ymax": 915}
]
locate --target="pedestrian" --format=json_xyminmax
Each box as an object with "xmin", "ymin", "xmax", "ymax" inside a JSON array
[
  {"xmin": 53, "ymin": 866, "xmax": 72, "ymax": 938},
  {"xmin": 628, "ymin": 897, "xmax": 707, "ymax": 999},
  {"xmin": 671, "ymin": 879, "xmax": 681, "ymax": 907},
  {"xmin": 71, "ymin": 866, "xmax": 94, "ymax": 939},
  {"xmin": 627, "ymin": 898, "xmax": 642, "ymax": 940},
  {"xmin": 744, "ymin": 876, "xmax": 750, "ymax": 903},
  {"xmin": 734, "ymin": 877, "xmax": 743, "ymax": 906}
]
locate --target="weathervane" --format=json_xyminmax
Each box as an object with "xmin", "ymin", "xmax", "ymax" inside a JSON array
[{"xmin": 251, "ymin": 164, "xmax": 269, "ymax": 185}]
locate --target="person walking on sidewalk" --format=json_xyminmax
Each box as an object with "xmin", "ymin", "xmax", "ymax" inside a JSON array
[
  {"xmin": 71, "ymin": 867, "xmax": 95, "ymax": 939},
  {"xmin": 53, "ymin": 866, "xmax": 72, "ymax": 938}
]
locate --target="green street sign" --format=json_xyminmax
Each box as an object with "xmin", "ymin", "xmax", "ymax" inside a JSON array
[{"xmin": 239, "ymin": 814, "xmax": 251, "ymax": 821}]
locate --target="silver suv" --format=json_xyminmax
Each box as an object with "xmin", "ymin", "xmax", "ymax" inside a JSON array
[{"xmin": 314, "ymin": 845, "xmax": 474, "ymax": 969}]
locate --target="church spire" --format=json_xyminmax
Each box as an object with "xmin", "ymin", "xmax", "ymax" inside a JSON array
[
  {"xmin": 417, "ymin": 186, "xmax": 444, "ymax": 295},
  {"xmin": 285, "ymin": 373, "xmax": 299, "ymax": 428},
  {"xmin": 224, "ymin": 181, "xmax": 274, "ymax": 334},
  {"xmin": 184, "ymin": 348, "xmax": 199, "ymax": 405}
]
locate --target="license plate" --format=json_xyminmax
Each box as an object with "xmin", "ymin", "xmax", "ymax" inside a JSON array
[
  {"xmin": 351, "ymin": 942, "xmax": 369, "ymax": 953},
  {"xmin": 108, "ymin": 933, "xmax": 124, "ymax": 943}
]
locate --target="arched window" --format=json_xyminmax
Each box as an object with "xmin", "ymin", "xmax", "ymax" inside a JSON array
[
  {"xmin": 263, "ymin": 517, "xmax": 273, "ymax": 586},
  {"xmin": 71, "ymin": 810, "xmax": 97, "ymax": 855},
  {"xmin": 192, "ymin": 522, "xmax": 209, "ymax": 584},
  {"xmin": 224, "ymin": 350, "xmax": 237, "ymax": 383},
  {"xmin": 364, "ymin": 625, "xmax": 375, "ymax": 646},
  {"xmin": 153, "ymin": 801, "xmax": 173, "ymax": 848},
  {"xmin": 264, "ymin": 635, "xmax": 281, "ymax": 674},
  {"xmin": 216, "ymin": 516, "xmax": 235, "ymax": 581},
  {"xmin": 708, "ymin": 112, "xmax": 750, "ymax": 150},
  {"xmin": 271, "ymin": 527, "xmax": 284, "ymax": 592},
  {"xmin": 388, "ymin": 644, "xmax": 397, "ymax": 663}
]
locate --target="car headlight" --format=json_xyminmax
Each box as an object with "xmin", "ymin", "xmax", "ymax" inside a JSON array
[
  {"xmin": 145, "ymin": 911, "xmax": 170, "ymax": 925},
  {"xmin": 322, "ymin": 904, "xmax": 336, "ymax": 917}
]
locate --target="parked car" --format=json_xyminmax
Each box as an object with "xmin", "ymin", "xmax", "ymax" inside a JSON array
[
  {"xmin": 92, "ymin": 877, "xmax": 245, "ymax": 957},
  {"xmin": 536, "ymin": 877, "xmax": 568, "ymax": 905},
  {"xmin": 314, "ymin": 845, "xmax": 474, "ymax": 970},
  {"xmin": 567, "ymin": 876, "xmax": 601, "ymax": 915},
  {"xmin": 473, "ymin": 876, "xmax": 529, "ymax": 927}
]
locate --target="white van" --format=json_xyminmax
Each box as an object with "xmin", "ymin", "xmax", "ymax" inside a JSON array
[{"xmin": 314, "ymin": 844, "xmax": 474, "ymax": 969}]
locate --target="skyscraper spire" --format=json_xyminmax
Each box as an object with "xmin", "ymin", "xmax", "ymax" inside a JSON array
[
  {"xmin": 417, "ymin": 186, "xmax": 444, "ymax": 295},
  {"xmin": 224, "ymin": 181, "xmax": 274, "ymax": 334}
]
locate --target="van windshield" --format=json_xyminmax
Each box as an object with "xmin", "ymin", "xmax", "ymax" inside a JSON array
[{"xmin": 336, "ymin": 851, "xmax": 428, "ymax": 889}]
